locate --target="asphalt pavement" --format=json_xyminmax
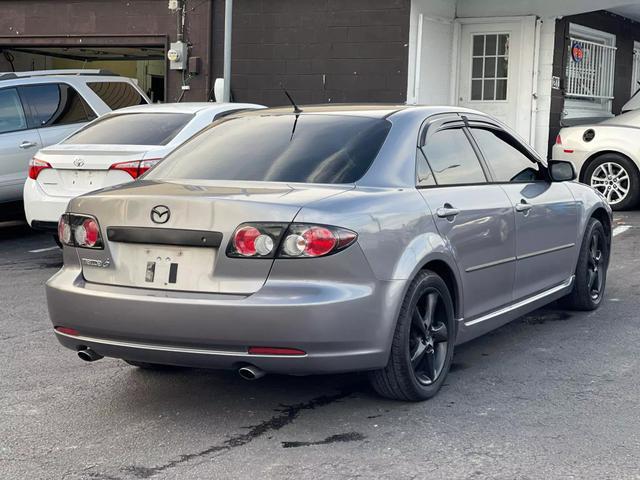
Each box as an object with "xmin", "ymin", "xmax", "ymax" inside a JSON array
[{"xmin": 1, "ymin": 213, "xmax": 639, "ymax": 480}]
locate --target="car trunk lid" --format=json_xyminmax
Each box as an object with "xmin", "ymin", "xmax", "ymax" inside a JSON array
[{"xmin": 71, "ymin": 180, "xmax": 352, "ymax": 294}]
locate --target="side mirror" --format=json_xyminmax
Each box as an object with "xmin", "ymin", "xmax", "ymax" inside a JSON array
[{"xmin": 549, "ymin": 160, "xmax": 576, "ymax": 182}]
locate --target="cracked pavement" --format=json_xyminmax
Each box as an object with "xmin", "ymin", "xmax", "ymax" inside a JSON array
[{"xmin": 1, "ymin": 212, "xmax": 640, "ymax": 479}]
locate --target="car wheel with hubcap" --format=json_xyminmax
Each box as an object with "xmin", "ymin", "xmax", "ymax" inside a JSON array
[
  {"xmin": 585, "ymin": 153, "xmax": 640, "ymax": 210},
  {"xmin": 560, "ymin": 218, "xmax": 609, "ymax": 311},
  {"xmin": 369, "ymin": 270, "xmax": 455, "ymax": 401}
]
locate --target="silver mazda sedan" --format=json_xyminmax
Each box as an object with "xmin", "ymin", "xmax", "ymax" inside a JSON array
[{"xmin": 46, "ymin": 105, "xmax": 611, "ymax": 401}]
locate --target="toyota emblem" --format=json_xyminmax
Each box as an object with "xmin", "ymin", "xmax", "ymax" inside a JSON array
[
  {"xmin": 73, "ymin": 157, "xmax": 85, "ymax": 168},
  {"xmin": 150, "ymin": 205, "xmax": 170, "ymax": 224}
]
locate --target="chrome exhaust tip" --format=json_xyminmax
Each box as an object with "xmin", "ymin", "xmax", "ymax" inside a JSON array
[
  {"xmin": 77, "ymin": 348, "xmax": 103, "ymax": 362},
  {"xmin": 238, "ymin": 365, "xmax": 265, "ymax": 381}
]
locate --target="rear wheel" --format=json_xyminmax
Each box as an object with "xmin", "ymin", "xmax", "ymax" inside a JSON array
[
  {"xmin": 561, "ymin": 218, "xmax": 608, "ymax": 311},
  {"xmin": 369, "ymin": 270, "xmax": 455, "ymax": 401},
  {"xmin": 584, "ymin": 153, "xmax": 640, "ymax": 210}
]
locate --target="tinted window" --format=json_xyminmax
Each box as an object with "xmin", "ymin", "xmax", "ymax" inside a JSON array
[
  {"xmin": 147, "ymin": 115, "xmax": 391, "ymax": 184},
  {"xmin": 87, "ymin": 82, "xmax": 147, "ymax": 110},
  {"xmin": 64, "ymin": 113, "xmax": 193, "ymax": 146},
  {"xmin": 0, "ymin": 88, "xmax": 28, "ymax": 133},
  {"xmin": 21, "ymin": 84, "xmax": 97, "ymax": 127},
  {"xmin": 422, "ymin": 128, "xmax": 486, "ymax": 185},
  {"xmin": 471, "ymin": 128, "xmax": 543, "ymax": 182}
]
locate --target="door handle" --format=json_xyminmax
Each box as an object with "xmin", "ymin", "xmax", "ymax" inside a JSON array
[
  {"xmin": 436, "ymin": 205, "xmax": 460, "ymax": 219},
  {"xmin": 515, "ymin": 200, "xmax": 533, "ymax": 214},
  {"xmin": 19, "ymin": 141, "xmax": 37, "ymax": 149}
]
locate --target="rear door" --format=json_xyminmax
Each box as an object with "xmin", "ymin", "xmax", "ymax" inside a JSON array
[
  {"xmin": 417, "ymin": 115, "xmax": 516, "ymax": 320},
  {"xmin": 467, "ymin": 121, "xmax": 579, "ymax": 300},
  {"xmin": 19, "ymin": 83, "xmax": 97, "ymax": 149},
  {"xmin": 0, "ymin": 87, "xmax": 41, "ymax": 201}
]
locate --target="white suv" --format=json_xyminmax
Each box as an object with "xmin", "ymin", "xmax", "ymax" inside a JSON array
[{"xmin": 0, "ymin": 70, "xmax": 149, "ymax": 205}]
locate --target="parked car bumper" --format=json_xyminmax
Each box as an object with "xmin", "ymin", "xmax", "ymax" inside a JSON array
[
  {"xmin": 23, "ymin": 179, "xmax": 71, "ymax": 227},
  {"xmin": 45, "ymin": 263, "xmax": 405, "ymax": 374}
]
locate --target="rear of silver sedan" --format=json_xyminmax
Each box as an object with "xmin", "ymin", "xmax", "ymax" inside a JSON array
[{"xmin": 45, "ymin": 110, "xmax": 401, "ymax": 375}]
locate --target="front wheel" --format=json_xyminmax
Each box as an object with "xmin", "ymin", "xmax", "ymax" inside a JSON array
[
  {"xmin": 560, "ymin": 218, "xmax": 609, "ymax": 311},
  {"xmin": 585, "ymin": 153, "xmax": 640, "ymax": 210},
  {"xmin": 369, "ymin": 270, "xmax": 455, "ymax": 401}
]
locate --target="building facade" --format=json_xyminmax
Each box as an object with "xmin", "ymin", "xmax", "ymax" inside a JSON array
[{"xmin": 1, "ymin": 0, "xmax": 639, "ymax": 158}]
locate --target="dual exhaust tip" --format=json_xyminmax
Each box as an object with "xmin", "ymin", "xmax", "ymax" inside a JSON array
[{"xmin": 77, "ymin": 348, "xmax": 266, "ymax": 380}]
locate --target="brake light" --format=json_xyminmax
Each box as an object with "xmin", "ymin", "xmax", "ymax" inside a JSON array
[
  {"xmin": 227, "ymin": 223, "xmax": 357, "ymax": 259},
  {"xmin": 58, "ymin": 214, "xmax": 103, "ymax": 249},
  {"xmin": 28, "ymin": 158, "xmax": 51, "ymax": 180},
  {"xmin": 555, "ymin": 135, "xmax": 562, "ymax": 145},
  {"xmin": 109, "ymin": 158, "xmax": 161, "ymax": 179}
]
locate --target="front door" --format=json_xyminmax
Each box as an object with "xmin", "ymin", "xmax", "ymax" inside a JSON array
[
  {"xmin": 417, "ymin": 117, "xmax": 516, "ymax": 321},
  {"xmin": 457, "ymin": 18, "xmax": 535, "ymax": 140}
]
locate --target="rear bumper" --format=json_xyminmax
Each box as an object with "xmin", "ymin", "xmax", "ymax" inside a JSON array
[
  {"xmin": 23, "ymin": 179, "xmax": 71, "ymax": 226},
  {"xmin": 46, "ymin": 264, "xmax": 405, "ymax": 374}
]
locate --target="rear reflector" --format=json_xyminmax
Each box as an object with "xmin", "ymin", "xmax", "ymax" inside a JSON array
[
  {"xmin": 563, "ymin": 149, "xmax": 574, "ymax": 154},
  {"xmin": 248, "ymin": 347, "xmax": 306, "ymax": 356},
  {"xmin": 55, "ymin": 326, "xmax": 80, "ymax": 336}
]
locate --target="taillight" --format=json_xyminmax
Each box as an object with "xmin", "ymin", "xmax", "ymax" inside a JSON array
[
  {"xmin": 555, "ymin": 134, "xmax": 562, "ymax": 145},
  {"xmin": 109, "ymin": 158, "xmax": 161, "ymax": 179},
  {"xmin": 28, "ymin": 158, "xmax": 51, "ymax": 180},
  {"xmin": 227, "ymin": 223, "xmax": 357, "ymax": 259},
  {"xmin": 58, "ymin": 214, "xmax": 103, "ymax": 249}
]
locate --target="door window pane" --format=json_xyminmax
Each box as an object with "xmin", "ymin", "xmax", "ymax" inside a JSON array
[
  {"xmin": 470, "ymin": 128, "xmax": 543, "ymax": 182},
  {"xmin": 471, "ymin": 33, "xmax": 509, "ymax": 102},
  {"xmin": 87, "ymin": 82, "xmax": 147, "ymax": 110},
  {"xmin": 21, "ymin": 84, "xmax": 97, "ymax": 127},
  {"xmin": 422, "ymin": 129, "xmax": 486, "ymax": 186},
  {"xmin": 0, "ymin": 88, "xmax": 27, "ymax": 133}
]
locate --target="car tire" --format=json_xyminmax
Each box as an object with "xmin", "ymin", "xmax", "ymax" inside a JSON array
[
  {"xmin": 584, "ymin": 153, "xmax": 640, "ymax": 210},
  {"xmin": 560, "ymin": 218, "xmax": 609, "ymax": 311},
  {"xmin": 369, "ymin": 270, "xmax": 455, "ymax": 401},
  {"xmin": 52, "ymin": 234, "xmax": 62, "ymax": 249},
  {"xmin": 123, "ymin": 359, "xmax": 171, "ymax": 370}
]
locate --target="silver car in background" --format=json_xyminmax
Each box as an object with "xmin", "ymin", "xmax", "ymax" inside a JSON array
[
  {"xmin": 46, "ymin": 105, "xmax": 612, "ymax": 401},
  {"xmin": 0, "ymin": 70, "xmax": 149, "ymax": 204}
]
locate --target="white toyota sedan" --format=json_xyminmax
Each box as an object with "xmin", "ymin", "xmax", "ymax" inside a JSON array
[
  {"xmin": 24, "ymin": 102, "xmax": 264, "ymax": 235},
  {"xmin": 553, "ymin": 92, "xmax": 640, "ymax": 210}
]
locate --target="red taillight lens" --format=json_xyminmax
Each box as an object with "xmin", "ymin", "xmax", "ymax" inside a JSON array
[
  {"xmin": 280, "ymin": 224, "xmax": 357, "ymax": 258},
  {"xmin": 555, "ymin": 134, "xmax": 562, "ymax": 145},
  {"xmin": 302, "ymin": 227, "xmax": 337, "ymax": 256},
  {"xmin": 28, "ymin": 158, "xmax": 51, "ymax": 180},
  {"xmin": 233, "ymin": 226, "xmax": 261, "ymax": 256},
  {"xmin": 248, "ymin": 347, "xmax": 306, "ymax": 356},
  {"xmin": 58, "ymin": 213, "xmax": 103, "ymax": 249},
  {"xmin": 109, "ymin": 159, "xmax": 161, "ymax": 179},
  {"xmin": 228, "ymin": 224, "xmax": 284, "ymax": 258},
  {"xmin": 55, "ymin": 326, "xmax": 80, "ymax": 336}
]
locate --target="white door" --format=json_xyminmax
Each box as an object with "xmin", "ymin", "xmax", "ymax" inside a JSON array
[{"xmin": 457, "ymin": 18, "xmax": 535, "ymax": 140}]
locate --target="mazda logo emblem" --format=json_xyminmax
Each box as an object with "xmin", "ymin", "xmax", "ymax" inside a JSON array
[
  {"xmin": 150, "ymin": 205, "xmax": 170, "ymax": 224},
  {"xmin": 73, "ymin": 157, "xmax": 85, "ymax": 167}
]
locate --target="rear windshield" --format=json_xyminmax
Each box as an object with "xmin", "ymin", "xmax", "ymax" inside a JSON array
[
  {"xmin": 146, "ymin": 114, "xmax": 391, "ymax": 184},
  {"xmin": 87, "ymin": 82, "xmax": 147, "ymax": 109},
  {"xmin": 63, "ymin": 113, "xmax": 193, "ymax": 146}
]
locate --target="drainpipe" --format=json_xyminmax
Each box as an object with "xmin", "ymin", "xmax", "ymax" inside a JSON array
[
  {"xmin": 223, "ymin": 0, "xmax": 233, "ymax": 102},
  {"xmin": 530, "ymin": 18, "xmax": 542, "ymax": 153}
]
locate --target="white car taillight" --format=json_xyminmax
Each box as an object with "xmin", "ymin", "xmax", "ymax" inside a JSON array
[
  {"xmin": 58, "ymin": 214, "xmax": 103, "ymax": 249},
  {"xmin": 109, "ymin": 158, "xmax": 162, "ymax": 179}
]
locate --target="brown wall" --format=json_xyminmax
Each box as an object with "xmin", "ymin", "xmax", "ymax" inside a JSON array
[
  {"xmin": 0, "ymin": 0, "xmax": 214, "ymax": 102},
  {"xmin": 212, "ymin": 0, "xmax": 411, "ymax": 106}
]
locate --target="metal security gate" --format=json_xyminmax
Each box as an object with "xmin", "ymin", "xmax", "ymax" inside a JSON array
[{"xmin": 565, "ymin": 37, "xmax": 616, "ymax": 101}]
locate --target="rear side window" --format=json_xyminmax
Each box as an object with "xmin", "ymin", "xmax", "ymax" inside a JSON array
[
  {"xmin": 147, "ymin": 114, "xmax": 391, "ymax": 184},
  {"xmin": 64, "ymin": 113, "xmax": 193, "ymax": 146},
  {"xmin": 470, "ymin": 128, "xmax": 544, "ymax": 182},
  {"xmin": 422, "ymin": 128, "xmax": 486, "ymax": 186},
  {"xmin": 0, "ymin": 88, "xmax": 28, "ymax": 133},
  {"xmin": 20, "ymin": 83, "xmax": 97, "ymax": 127},
  {"xmin": 87, "ymin": 82, "xmax": 147, "ymax": 110}
]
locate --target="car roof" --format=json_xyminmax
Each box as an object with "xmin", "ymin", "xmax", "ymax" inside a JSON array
[
  {"xmin": 0, "ymin": 74, "xmax": 137, "ymax": 88},
  {"xmin": 109, "ymin": 102, "xmax": 264, "ymax": 115}
]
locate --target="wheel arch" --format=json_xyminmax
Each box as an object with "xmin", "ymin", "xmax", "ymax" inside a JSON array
[
  {"xmin": 579, "ymin": 150, "xmax": 640, "ymax": 183},
  {"xmin": 419, "ymin": 258, "xmax": 462, "ymax": 321},
  {"xmin": 589, "ymin": 207, "xmax": 612, "ymax": 248}
]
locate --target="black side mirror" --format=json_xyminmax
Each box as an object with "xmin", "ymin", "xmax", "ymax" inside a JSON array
[{"xmin": 549, "ymin": 160, "xmax": 576, "ymax": 182}]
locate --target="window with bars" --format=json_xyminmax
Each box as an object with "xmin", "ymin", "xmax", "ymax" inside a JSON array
[{"xmin": 470, "ymin": 33, "xmax": 509, "ymax": 101}]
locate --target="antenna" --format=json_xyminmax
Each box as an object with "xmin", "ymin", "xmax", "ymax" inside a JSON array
[{"xmin": 283, "ymin": 89, "xmax": 302, "ymax": 114}]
